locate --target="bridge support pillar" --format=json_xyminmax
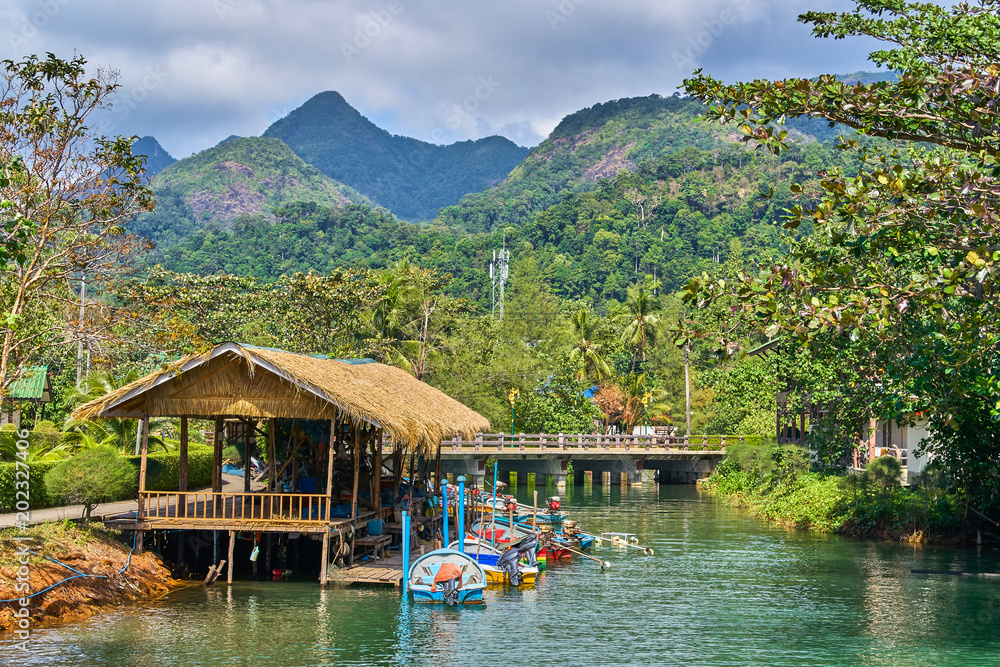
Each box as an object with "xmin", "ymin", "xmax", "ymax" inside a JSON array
[
  {"xmin": 627, "ymin": 471, "xmax": 643, "ymax": 486},
  {"xmin": 551, "ymin": 473, "xmax": 567, "ymax": 489}
]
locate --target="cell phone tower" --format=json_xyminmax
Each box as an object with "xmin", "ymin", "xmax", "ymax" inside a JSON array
[{"xmin": 490, "ymin": 230, "xmax": 510, "ymax": 319}]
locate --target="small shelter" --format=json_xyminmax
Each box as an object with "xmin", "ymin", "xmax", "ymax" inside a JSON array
[
  {"xmin": 72, "ymin": 342, "xmax": 489, "ymax": 583},
  {"xmin": 1, "ymin": 366, "xmax": 53, "ymax": 428}
]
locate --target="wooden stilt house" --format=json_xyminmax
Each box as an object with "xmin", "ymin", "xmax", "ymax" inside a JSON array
[{"xmin": 71, "ymin": 342, "xmax": 489, "ymax": 583}]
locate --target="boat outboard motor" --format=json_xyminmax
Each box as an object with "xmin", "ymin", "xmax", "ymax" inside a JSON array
[
  {"xmin": 497, "ymin": 546, "xmax": 523, "ymax": 586},
  {"xmin": 441, "ymin": 578, "xmax": 461, "ymax": 606},
  {"xmin": 546, "ymin": 496, "xmax": 560, "ymax": 513},
  {"xmin": 513, "ymin": 533, "xmax": 538, "ymax": 567}
]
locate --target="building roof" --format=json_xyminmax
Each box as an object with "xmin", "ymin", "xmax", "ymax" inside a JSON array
[
  {"xmin": 71, "ymin": 342, "xmax": 489, "ymax": 455},
  {"xmin": 6, "ymin": 366, "xmax": 52, "ymax": 403}
]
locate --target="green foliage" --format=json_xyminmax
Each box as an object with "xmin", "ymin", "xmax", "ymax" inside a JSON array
[
  {"xmin": 131, "ymin": 137, "xmax": 369, "ymax": 248},
  {"xmin": 704, "ymin": 441, "xmax": 961, "ymax": 537},
  {"xmin": 0, "ymin": 460, "xmax": 59, "ymax": 512},
  {"xmin": 125, "ymin": 445, "xmax": 214, "ymax": 492},
  {"xmin": 44, "ymin": 447, "xmax": 137, "ymax": 520}
]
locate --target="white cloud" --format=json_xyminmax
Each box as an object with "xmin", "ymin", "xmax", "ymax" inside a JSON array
[{"xmin": 0, "ymin": 0, "xmax": 877, "ymax": 158}]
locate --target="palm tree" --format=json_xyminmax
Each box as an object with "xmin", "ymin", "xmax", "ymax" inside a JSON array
[
  {"xmin": 619, "ymin": 286, "xmax": 660, "ymax": 367},
  {"xmin": 566, "ymin": 309, "xmax": 611, "ymax": 383},
  {"xmin": 62, "ymin": 371, "xmax": 167, "ymax": 455}
]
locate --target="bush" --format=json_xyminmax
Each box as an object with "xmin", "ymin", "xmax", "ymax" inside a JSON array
[
  {"xmin": 0, "ymin": 424, "xmax": 18, "ymax": 460},
  {"xmin": 45, "ymin": 447, "xmax": 138, "ymax": 522},
  {"xmin": 0, "ymin": 460, "xmax": 60, "ymax": 512},
  {"xmin": 125, "ymin": 444, "xmax": 214, "ymax": 491}
]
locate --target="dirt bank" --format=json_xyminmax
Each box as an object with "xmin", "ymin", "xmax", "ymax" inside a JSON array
[{"xmin": 0, "ymin": 521, "xmax": 186, "ymax": 632}]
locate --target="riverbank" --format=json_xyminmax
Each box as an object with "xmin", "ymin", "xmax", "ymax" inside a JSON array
[
  {"xmin": 0, "ymin": 521, "xmax": 186, "ymax": 632},
  {"xmin": 697, "ymin": 455, "xmax": 967, "ymax": 543}
]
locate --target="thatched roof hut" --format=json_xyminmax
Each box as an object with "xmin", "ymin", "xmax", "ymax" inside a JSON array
[{"xmin": 72, "ymin": 342, "xmax": 489, "ymax": 454}]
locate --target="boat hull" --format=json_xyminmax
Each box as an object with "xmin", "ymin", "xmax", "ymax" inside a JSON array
[{"xmin": 410, "ymin": 588, "xmax": 485, "ymax": 605}]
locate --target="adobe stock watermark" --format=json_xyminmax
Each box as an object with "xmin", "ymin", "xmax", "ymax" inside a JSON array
[
  {"xmin": 547, "ymin": 0, "xmax": 586, "ymax": 31},
  {"xmin": 11, "ymin": 427, "xmax": 34, "ymax": 651},
  {"xmin": 213, "ymin": 0, "xmax": 247, "ymax": 21},
  {"xmin": 672, "ymin": 0, "xmax": 751, "ymax": 72},
  {"xmin": 341, "ymin": 1, "xmax": 404, "ymax": 63},
  {"xmin": 93, "ymin": 65, "xmax": 169, "ymax": 136},
  {"xmin": 442, "ymin": 75, "xmax": 501, "ymax": 132},
  {"xmin": 8, "ymin": 0, "xmax": 73, "ymax": 51}
]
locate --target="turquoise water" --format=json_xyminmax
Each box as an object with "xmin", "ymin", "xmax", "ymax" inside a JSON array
[{"xmin": 5, "ymin": 484, "xmax": 1000, "ymax": 666}]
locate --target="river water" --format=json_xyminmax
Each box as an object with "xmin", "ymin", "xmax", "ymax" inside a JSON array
[{"xmin": 6, "ymin": 484, "xmax": 1000, "ymax": 666}]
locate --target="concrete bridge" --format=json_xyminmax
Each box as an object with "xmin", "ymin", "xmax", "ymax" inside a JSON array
[{"xmin": 388, "ymin": 432, "xmax": 746, "ymax": 489}]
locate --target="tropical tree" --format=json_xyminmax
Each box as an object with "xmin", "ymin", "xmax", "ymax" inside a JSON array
[
  {"xmin": 62, "ymin": 370, "xmax": 167, "ymax": 454},
  {"xmin": 0, "ymin": 54, "xmax": 154, "ymax": 399},
  {"xmin": 681, "ymin": 0, "xmax": 1000, "ymax": 512},
  {"xmin": 619, "ymin": 286, "xmax": 660, "ymax": 367},
  {"xmin": 566, "ymin": 309, "xmax": 611, "ymax": 383}
]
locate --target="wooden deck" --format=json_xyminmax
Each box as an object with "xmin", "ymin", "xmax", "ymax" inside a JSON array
[{"xmin": 333, "ymin": 551, "xmax": 423, "ymax": 589}]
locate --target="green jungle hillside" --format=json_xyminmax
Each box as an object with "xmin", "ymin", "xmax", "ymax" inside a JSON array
[
  {"xmin": 131, "ymin": 137, "xmax": 368, "ymax": 247},
  {"xmin": 262, "ymin": 91, "xmax": 530, "ymax": 221}
]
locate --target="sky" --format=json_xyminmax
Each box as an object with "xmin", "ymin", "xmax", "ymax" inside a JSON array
[{"xmin": 0, "ymin": 0, "xmax": 882, "ymax": 159}]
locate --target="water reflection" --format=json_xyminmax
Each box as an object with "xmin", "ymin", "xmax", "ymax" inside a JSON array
[{"xmin": 3, "ymin": 486, "xmax": 999, "ymax": 666}]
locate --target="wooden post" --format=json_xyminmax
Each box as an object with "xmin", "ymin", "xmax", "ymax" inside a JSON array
[
  {"xmin": 243, "ymin": 420, "xmax": 253, "ymax": 493},
  {"xmin": 213, "ymin": 417, "xmax": 224, "ymax": 492},
  {"xmin": 138, "ymin": 414, "xmax": 150, "ymax": 518},
  {"xmin": 320, "ymin": 531, "xmax": 330, "ymax": 586},
  {"xmin": 268, "ymin": 418, "xmax": 277, "ymax": 492},
  {"xmin": 373, "ymin": 428, "xmax": 383, "ymax": 513},
  {"xmin": 179, "ymin": 416, "xmax": 189, "ymax": 492},
  {"xmin": 351, "ymin": 423, "xmax": 360, "ymax": 519},
  {"xmin": 326, "ymin": 420, "xmax": 336, "ymax": 498},
  {"xmin": 434, "ymin": 443, "xmax": 442, "ymax": 491},
  {"xmin": 227, "ymin": 530, "xmax": 236, "ymax": 585}
]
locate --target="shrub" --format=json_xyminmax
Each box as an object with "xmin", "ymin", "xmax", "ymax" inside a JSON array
[
  {"xmin": 0, "ymin": 460, "xmax": 60, "ymax": 512},
  {"xmin": 0, "ymin": 424, "xmax": 18, "ymax": 460},
  {"xmin": 44, "ymin": 447, "xmax": 137, "ymax": 523},
  {"xmin": 125, "ymin": 444, "xmax": 214, "ymax": 491}
]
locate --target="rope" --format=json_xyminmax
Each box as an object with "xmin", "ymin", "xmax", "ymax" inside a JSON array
[{"xmin": 0, "ymin": 551, "xmax": 108, "ymax": 603}]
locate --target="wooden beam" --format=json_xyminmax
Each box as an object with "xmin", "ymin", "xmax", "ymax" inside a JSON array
[
  {"xmin": 268, "ymin": 418, "xmax": 276, "ymax": 492},
  {"xmin": 138, "ymin": 414, "xmax": 150, "ymax": 517},
  {"xmin": 434, "ymin": 442, "xmax": 441, "ymax": 490},
  {"xmin": 352, "ymin": 423, "xmax": 360, "ymax": 519},
  {"xmin": 179, "ymin": 416, "xmax": 189, "ymax": 493},
  {"xmin": 227, "ymin": 530, "xmax": 236, "ymax": 585},
  {"xmin": 213, "ymin": 417, "xmax": 224, "ymax": 492},
  {"xmin": 320, "ymin": 531, "xmax": 330, "ymax": 587},
  {"xmin": 326, "ymin": 420, "xmax": 335, "ymax": 498},
  {"xmin": 243, "ymin": 419, "xmax": 253, "ymax": 494},
  {"xmin": 373, "ymin": 428, "xmax": 382, "ymax": 512}
]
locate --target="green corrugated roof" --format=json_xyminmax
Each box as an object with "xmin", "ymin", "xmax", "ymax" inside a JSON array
[{"xmin": 6, "ymin": 366, "xmax": 52, "ymax": 402}]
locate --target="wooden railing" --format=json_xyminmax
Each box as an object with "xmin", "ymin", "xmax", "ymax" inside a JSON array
[
  {"xmin": 384, "ymin": 432, "xmax": 756, "ymax": 454},
  {"xmin": 140, "ymin": 491, "xmax": 333, "ymax": 524}
]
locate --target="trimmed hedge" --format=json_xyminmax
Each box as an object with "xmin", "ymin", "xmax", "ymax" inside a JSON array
[
  {"xmin": 0, "ymin": 445, "xmax": 215, "ymax": 513},
  {"xmin": 125, "ymin": 444, "xmax": 214, "ymax": 492},
  {"xmin": 0, "ymin": 460, "xmax": 59, "ymax": 512}
]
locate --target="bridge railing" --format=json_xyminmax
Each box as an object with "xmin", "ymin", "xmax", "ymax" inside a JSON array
[{"xmin": 385, "ymin": 433, "xmax": 759, "ymax": 453}]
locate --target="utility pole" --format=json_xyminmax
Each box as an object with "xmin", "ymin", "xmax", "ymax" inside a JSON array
[
  {"xmin": 684, "ymin": 341, "xmax": 692, "ymax": 437},
  {"xmin": 75, "ymin": 273, "xmax": 86, "ymax": 388},
  {"xmin": 490, "ymin": 230, "xmax": 510, "ymax": 319}
]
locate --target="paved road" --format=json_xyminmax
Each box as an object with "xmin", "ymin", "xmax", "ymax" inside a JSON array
[{"xmin": 0, "ymin": 473, "xmax": 258, "ymax": 528}]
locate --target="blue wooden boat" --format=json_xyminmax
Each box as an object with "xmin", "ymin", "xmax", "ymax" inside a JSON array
[{"xmin": 407, "ymin": 548, "xmax": 487, "ymax": 605}]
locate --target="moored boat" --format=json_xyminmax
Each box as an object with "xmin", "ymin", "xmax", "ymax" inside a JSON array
[
  {"xmin": 449, "ymin": 538, "xmax": 539, "ymax": 586},
  {"xmin": 407, "ymin": 548, "xmax": 487, "ymax": 605}
]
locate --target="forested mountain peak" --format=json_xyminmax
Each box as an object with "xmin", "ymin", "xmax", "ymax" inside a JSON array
[
  {"xmin": 132, "ymin": 136, "xmax": 176, "ymax": 176},
  {"xmin": 262, "ymin": 91, "xmax": 529, "ymax": 221},
  {"xmin": 131, "ymin": 136, "xmax": 367, "ymax": 248}
]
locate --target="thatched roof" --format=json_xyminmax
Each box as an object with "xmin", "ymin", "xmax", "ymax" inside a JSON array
[{"xmin": 72, "ymin": 343, "xmax": 489, "ymax": 454}]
